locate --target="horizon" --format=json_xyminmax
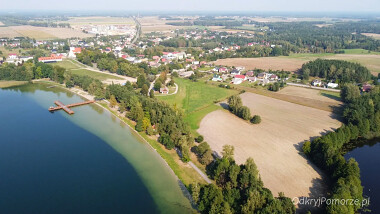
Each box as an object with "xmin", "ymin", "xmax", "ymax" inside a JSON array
[{"xmin": 1, "ymin": 0, "xmax": 380, "ymax": 14}]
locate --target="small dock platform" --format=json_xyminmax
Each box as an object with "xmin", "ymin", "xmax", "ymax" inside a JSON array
[{"xmin": 49, "ymin": 100, "xmax": 95, "ymax": 114}]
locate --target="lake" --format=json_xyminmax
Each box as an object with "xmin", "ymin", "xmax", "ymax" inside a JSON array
[
  {"xmin": 0, "ymin": 83, "xmax": 193, "ymax": 214},
  {"xmin": 344, "ymin": 140, "xmax": 380, "ymax": 213}
]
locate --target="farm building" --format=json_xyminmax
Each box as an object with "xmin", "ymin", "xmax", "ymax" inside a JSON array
[{"xmin": 38, "ymin": 56, "xmax": 63, "ymax": 63}]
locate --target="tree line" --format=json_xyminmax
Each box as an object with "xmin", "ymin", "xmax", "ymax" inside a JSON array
[
  {"xmin": 191, "ymin": 145, "xmax": 295, "ymax": 214},
  {"xmin": 302, "ymin": 84, "xmax": 380, "ymax": 213},
  {"xmin": 301, "ymin": 59, "xmax": 372, "ymax": 84}
]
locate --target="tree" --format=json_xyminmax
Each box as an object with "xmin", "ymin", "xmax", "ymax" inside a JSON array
[
  {"xmin": 149, "ymin": 89, "xmax": 155, "ymax": 98},
  {"xmin": 222, "ymin": 145, "xmax": 234, "ymax": 160},
  {"xmin": 228, "ymin": 95, "xmax": 242, "ymax": 115},
  {"xmin": 250, "ymin": 115, "xmax": 261, "ymax": 124},
  {"xmin": 303, "ymin": 68, "xmax": 310, "ymax": 80},
  {"xmin": 340, "ymin": 83, "xmax": 360, "ymax": 103},
  {"xmin": 196, "ymin": 135, "xmax": 204, "ymax": 143},
  {"xmin": 141, "ymin": 84, "xmax": 149, "ymax": 96},
  {"xmin": 154, "ymin": 80, "xmax": 162, "ymax": 91},
  {"xmin": 109, "ymin": 95, "xmax": 117, "ymax": 108},
  {"xmin": 135, "ymin": 119, "xmax": 143, "ymax": 132},
  {"xmin": 238, "ymin": 106, "xmax": 251, "ymax": 120},
  {"xmin": 137, "ymin": 74, "xmax": 147, "ymax": 88}
]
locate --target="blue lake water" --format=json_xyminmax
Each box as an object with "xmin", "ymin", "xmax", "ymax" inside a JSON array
[{"xmin": 0, "ymin": 83, "xmax": 192, "ymax": 214}]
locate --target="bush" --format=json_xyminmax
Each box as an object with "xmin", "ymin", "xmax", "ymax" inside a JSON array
[
  {"xmin": 135, "ymin": 119, "xmax": 143, "ymax": 132},
  {"xmin": 250, "ymin": 115, "xmax": 261, "ymax": 124},
  {"xmin": 195, "ymin": 135, "xmax": 204, "ymax": 143},
  {"xmin": 146, "ymin": 126, "xmax": 154, "ymax": 136},
  {"xmin": 302, "ymin": 141, "xmax": 311, "ymax": 155},
  {"xmin": 238, "ymin": 106, "xmax": 251, "ymax": 120}
]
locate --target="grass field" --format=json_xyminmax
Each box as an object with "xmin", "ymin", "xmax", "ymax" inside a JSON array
[
  {"xmin": 158, "ymin": 78, "xmax": 238, "ymax": 130},
  {"xmin": 198, "ymin": 92, "xmax": 341, "ymax": 200},
  {"xmin": 56, "ymin": 59, "xmax": 124, "ymax": 81},
  {"xmin": 0, "ymin": 80, "xmax": 28, "ymax": 88},
  {"xmin": 70, "ymin": 69, "xmax": 123, "ymax": 81}
]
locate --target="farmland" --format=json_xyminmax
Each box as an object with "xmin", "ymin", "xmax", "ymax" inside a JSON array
[
  {"xmin": 214, "ymin": 57, "xmax": 307, "ymax": 71},
  {"xmin": 362, "ymin": 33, "xmax": 380, "ymax": 40},
  {"xmin": 139, "ymin": 16, "xmax": 184, "ymax": 33},
  {"xmin": 0, "ymin": 25, "xmax": 92, "ymax": 39},
  {"xmin": 64, "ymin": 16, "xmax": 134, "ymax": 26},
  {"xmin": 157, "ymin": 78, "xmax": 238, "ymax": 130},
  {"xmin": 198, "ymin": 92, "xmax": 342, "ymax": 200},
  {"xmin": 214, "ymin": 49, "xmax": 380, "ymax": 74}
]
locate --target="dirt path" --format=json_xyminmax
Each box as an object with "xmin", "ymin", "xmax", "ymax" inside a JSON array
[{"xmin": 198, "ymin": 92, "xmax": 341, "ymax": 201}]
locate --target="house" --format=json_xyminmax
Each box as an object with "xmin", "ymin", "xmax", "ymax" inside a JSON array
[
  {"xmin": 179, "ymin": 70, "xmax": 194, "ymax": 78},
  {"xmin": 232, "ymin": 75, "xmax": 247, "ymax": 84},
  {"xmin": 327, "ymin": 82, "xmax": 339, "ymax": 88},
  {"xmin": 68, "ymin": 47, "xmax": 82, "ymax": 58},
  {"xmin": 148, "ymin": 61, "xmax": 160, "ymax": 68},
  {"xmin": 362, "ymin": 84, "xmax": 372, "ymax": 92},
  {"xmin": 247, "ymin": 76, "xmax": 257, "ymax": 82},
  {"xmin": 245, "ymin": 71, "xmax": 254, "ymax": 77},
  {"xmin": 160, "ymin": 87, "xmax": 169, "ymax": 94},
  {"xmin": 218, "ymin": 67, "xmax": 228, "ymax": 73},
  {"xmin": 257, "ymin": 73, "xmax": 266, "ymax": 79},
  {"xmin": 212, "ymin": 74, "xmax": 223, "ymax": 82},
  {"xmin": 230, "ymin": 69, "xmax": 240, "ymax": 75},
  {"xmin": 8, "ymin": 54, "xmax": 17, "ymax": 60},
  {"xmin": 38, "ymin": 56, "xmax": 63, "ymax": 63},
  {"xmin": 269, "ymin": 74, "xmax": 278, "ymax": 81},
  {"xmin": 311, "ymin": 79, "xmax": 322, "ymax": 86},
  {"xmin": 258, "ymin": 78, "xmax": 270, "ymax": 86}
]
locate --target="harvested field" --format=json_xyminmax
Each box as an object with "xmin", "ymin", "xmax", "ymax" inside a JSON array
[
  {"xmin": 0, "ymin": 27, "xmax": 22, "ymax": 38},
  {"xmin": 362, "ymin": 33, "xmax": 380, "ymax": 40},
  {"xmin": 12, "ymin": 26, "xmax": 92, "ymax": 39},
  {"xmin": 0, "ymin": 26, "xmax": 92, "ymax": 39},
  {"xmin": 214, "ymin": 51, "xmax": 380, "ymax": 74},
  {"xmin": 198, "ymin": 92, "xmax": 341, "ymax": 202},
  {"xmin": 214, "ymin": 57, "xmax": 307, "ymax": 71},
  {"xmin": 65, "ymin": 16, "xmax": 134, "ymax": 26},
  {"xmin": 139, "ymin": 16, "xmax": 186, "ymax": 33}
]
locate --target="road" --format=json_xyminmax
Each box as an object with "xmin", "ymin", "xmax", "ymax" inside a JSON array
[
  {"xmin": 132, "ymin": 16, "xmax": 141, "ymax": 44},
  {"xmin": 287, "ymin": 82, "xmax": 341, "ymax": 92},
  {"xmin": 188, "ymin": 161, "xmax": 212, "ymax": 184}
]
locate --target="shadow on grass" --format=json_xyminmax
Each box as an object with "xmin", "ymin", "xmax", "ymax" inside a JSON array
[{"xmin": 320, "ymin": 92, "xmax": 341, "ymax": 102}]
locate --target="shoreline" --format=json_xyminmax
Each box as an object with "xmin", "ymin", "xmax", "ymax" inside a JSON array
[{"xmin": 33, "ymin": 80, "xmax": 197, "ymax": 207}]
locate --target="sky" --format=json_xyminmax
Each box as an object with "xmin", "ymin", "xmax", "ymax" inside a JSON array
[{"xmin": 1, "ymin": 0, "xmax": 380, "ymax": 13}]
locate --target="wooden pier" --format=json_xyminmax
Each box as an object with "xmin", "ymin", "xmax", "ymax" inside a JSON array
[{"xmin": 49, "ymin": 100, "xmax": 95, "ymax": 114}]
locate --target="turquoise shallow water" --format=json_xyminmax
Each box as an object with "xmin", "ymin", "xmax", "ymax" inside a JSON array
[{"xmin": 0, "ymin": 83, "xmax": 192, "ymax": 214}]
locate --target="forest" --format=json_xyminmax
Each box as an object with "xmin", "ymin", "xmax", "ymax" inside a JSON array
[
  {"xmin": 191, "ymin": 145, "xmax": 295, "ymax": 214},
  {"xmin": 302, "ymin": 84, "xmax": 380, "ymax": 213},
  {"xmin": 301, "ymin": 59, "xmax": 372, "ymax": 84}
]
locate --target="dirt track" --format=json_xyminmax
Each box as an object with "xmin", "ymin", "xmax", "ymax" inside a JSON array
[{"xmin": 198, "ymin": 92, "xmax": 341, "ymax": 200}]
